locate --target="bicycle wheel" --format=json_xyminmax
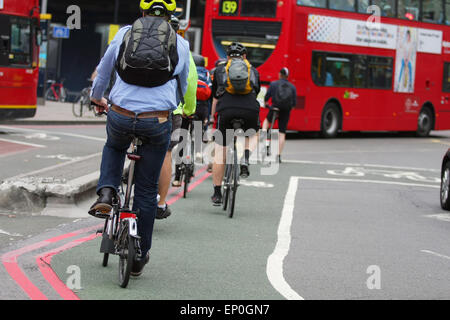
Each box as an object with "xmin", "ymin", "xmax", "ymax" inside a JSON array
[
  {"xmin": 45, "ymin": 88, "xmax": 56, "ymax": 101},
  {"xmin": 222, "ymin": 164, "xmax": 231, "ymax": 211},
  {"xmin": 228, "ymin": 161, "xmax": 239, "ymax": 219},
  {"xmin": 118, "ymin": 222, "xmax": 136, "ymax": 288}
]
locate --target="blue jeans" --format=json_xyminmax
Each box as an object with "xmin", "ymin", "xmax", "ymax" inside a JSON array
[{"xmin": 97, "ymin": 110, "xmax": 171, "ymax": 256}]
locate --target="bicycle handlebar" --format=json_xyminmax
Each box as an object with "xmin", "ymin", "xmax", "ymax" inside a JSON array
[{"xmin": 91, "ymin": 101, "xmax": 108, "ymax": 117}]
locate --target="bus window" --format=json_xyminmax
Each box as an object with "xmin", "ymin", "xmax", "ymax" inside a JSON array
[
  {"xmin": 443, "ymin": 63, "xmax": 450, "ymax": 92},
  {"xmin": 353, "ymin": 55, "xmax": 367, "ymax": 88},
  {"xmin": 357, "ymin": 0, "xmax": 369, "ymax": 13},
  {"xmin": 368, "ymin": 57, "xmax": 393, "ymax": 89},
  {"xmin": 241, "ymin": 0, "xmax": 277, "ymax": 17},
  {"xmin": 325, "ymin": 54, "xmax": 352, "ymax": 87},
  {"xmin": 397, "ymin": 0, "xmax": 420, "ymax": 21},
  {"xmin": 372, "ymin": 0, "xmax": 396, "ymax": 17},
  {"xmin": 311, "ymin": 52, "xmax": 326, "ymax": 86},
  {"xmin": 296, "ymin": 0, "xmax": 326, "ymax": 8},
  {"xmin": 10, "ymin": 17, "xmax": 31, "ymax": 66},
  {"xmin": 422, "ymin": 0, "xmax": 444, "ymax": 24},
  {"xmin": 330, "ymin": 0, "xmax": 356, "ymax": 12}
]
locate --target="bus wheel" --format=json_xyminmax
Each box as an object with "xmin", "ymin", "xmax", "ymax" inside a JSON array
[
  {"xmin": 321, "ymin": 103, "xmax": 341, "ymax": 138},
  {"xmin": 416, "ymin": 107, "xmax": 433, "ymax": 137}
]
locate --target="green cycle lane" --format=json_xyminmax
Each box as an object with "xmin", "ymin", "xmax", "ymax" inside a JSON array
[{"xmin": 50, "ymin": 163, "xmax": 299, "ymax": 300}]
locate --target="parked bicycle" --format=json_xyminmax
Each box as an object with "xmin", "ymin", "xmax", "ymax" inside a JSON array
[
  {"xmin": 92, "ymin": 104, "xmax": 143, "ymax": 289},
  {"xmin": 73, "ymin": 80, "xmax": 94, "ymax": 117},
  {"xmin": 45, "ymin": 79, "xmax": 67, "ymax": 102},
  {"xmin": 222, "ymin": 119, "xmax": 245, "ymax": 219}
]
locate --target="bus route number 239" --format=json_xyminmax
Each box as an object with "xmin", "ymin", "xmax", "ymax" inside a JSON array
[{"xmin": 220, "ymin": 0, "xmax": 238, "ymax": 15}]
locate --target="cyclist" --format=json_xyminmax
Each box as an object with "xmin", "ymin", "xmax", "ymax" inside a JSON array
[
  {"xmin": 89, "ymin": 0, "xmax": 190, "ymax": 277},
  {"xmin": 210, "ymin": 42, "xmax": 261, "ymax": 205},
  {"xmin": 157, "ymin": 15, "xmax": 198, "ymax": 219},
  {"xmin": 262, "ymin": 67, "xmax": 297, "ymax": 163}
]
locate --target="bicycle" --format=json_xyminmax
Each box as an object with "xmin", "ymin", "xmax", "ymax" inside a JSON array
[
  {"xmin": 177, "ymin": 115, "xmax": 197, "ymax": 198},
  {"xmin": 222, "ymin": 119, "xmax": 244, "ymax": 219},
  {"xmin": 93, "ymin": 104, "xmax": 143, "ymax": 288},
  {"xmin": 45, "ymin": 79, "xmax": 67, "ymax": 102},
  {"xmin": 266, "ymin": 107, "xmax": 280, "ymax": 158},
  {"xmin": 73, "ymin": 80, "xmax": 94, "ymax": 117}
]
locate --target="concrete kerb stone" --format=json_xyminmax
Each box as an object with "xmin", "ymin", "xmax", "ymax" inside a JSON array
[{"xmin": 0, "ymin": 172, "xmax": 100, "ymax": 216}]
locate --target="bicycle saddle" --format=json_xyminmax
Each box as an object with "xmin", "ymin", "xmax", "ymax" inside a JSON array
[
  {"xmin": 271, "ymin": 107, "xmax": 281, "ymax": 112},
  {"xmin": 231, "ymin": 119, "xmax": 245, "ymax": 130}
]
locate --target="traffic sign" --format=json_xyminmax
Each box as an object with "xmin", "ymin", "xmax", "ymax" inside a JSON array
[{"xmin": 53, "ymin": 26, "xmax": 70, "ymax": 39}]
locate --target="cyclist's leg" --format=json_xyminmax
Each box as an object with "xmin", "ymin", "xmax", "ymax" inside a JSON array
[
  {"xmin": 157, "ymin": 114, "xmax": 182, "ymax": 218},
  {"xmin": 277, "ymin": 108, "xmax": 291, "ymax": 161},
  {"xmin": 211, "ymin": 111, "xmax": 229, "ymax": 205},
  {"xmin": 90, "ymin": 111, "xmax": 134, "ymax": 216},
  {"xmin": 132, "ymin": 117, "xmax": 171, "ymax": 261},
  {"xmin": 262, "ymin": 109, "xmax": 274, "ymax": 131}
]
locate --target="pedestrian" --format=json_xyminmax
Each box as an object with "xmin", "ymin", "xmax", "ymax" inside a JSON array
[
  {"xmin": 262, "ymin": 67, "xmax": 297, "ymax": 163},
  {"xmin": 89, "ymin": 0, "xmax": 190, "ymax": 277}
]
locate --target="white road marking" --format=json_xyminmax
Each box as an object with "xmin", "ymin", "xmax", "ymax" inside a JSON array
[
  {"xmin": 0, "ymin": 125, "xmax": 106, "ymax": 142},
  {"xmin": 267, "ymin": 176, "xmax": 304, "ymax": 300},
  {"xmin": 421, "ymin": 250, "xmax": 450, "ymax": 261},
  {"xmin": 0, "ymin": 137, "xmax": 45, "ymax": 148},
  {"xmin": 4, "ymin": 152, "xmax": 102, "ymax": 180},
  {"xmin": 0, "ymin": 229, "xmax": 22, "ymax": 237},
  {"xmin": 296, "ymin": 176, "xmax": 439, "ymax": 189},
  {"xmin": 283, "ymin": 159, "xmax": 439, "ymax": 173},
  {"xmin": 424, "ymin": 214, "xmax": 450, "ymax": 222}
]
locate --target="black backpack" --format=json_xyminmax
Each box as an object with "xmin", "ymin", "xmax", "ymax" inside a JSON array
[
  {"xmin": 274, "ymin": 81, "xmax": 293, "ymax": 109},
  {"xmin": 116, "ymin": 16, "xmax": 179, "ymax": 88}
]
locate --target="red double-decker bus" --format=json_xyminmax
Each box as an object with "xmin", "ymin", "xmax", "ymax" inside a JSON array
[
  {"xmin": 0, "ymin": 0, "xmax": 40, "ymax": 119},
  {"xmin": 202, "ymin": 0, "xmax": 450, "ymax": 137}
]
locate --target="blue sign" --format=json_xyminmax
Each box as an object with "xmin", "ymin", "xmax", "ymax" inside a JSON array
[{"xmin": 53, "ymin": 26, "xmax": 70, "ymax": 39}]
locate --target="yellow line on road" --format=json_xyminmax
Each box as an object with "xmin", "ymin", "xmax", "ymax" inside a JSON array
[{"xmin": 430, "ymin": 139, "xmax": 450, "ymax": 147}]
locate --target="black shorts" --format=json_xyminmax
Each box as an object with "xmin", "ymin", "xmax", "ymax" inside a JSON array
[
  {"xmin": 216, "ymin": 108, "xmax": 260, "ymax": 146},
  {"xmin": 266, "ymin": 108, "xmax": 291, "ymax": 134},
  {"xmin": 168, "ymin": 114, "xmax": 183, "ymax": 151},
  {"xmin": 195, "ymin": 102, "xmax": 209, "ymax": 123}
]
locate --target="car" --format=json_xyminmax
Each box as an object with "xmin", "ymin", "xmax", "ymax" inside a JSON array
[{"xmin": 440, "ymin": 148, "xmax": 450, "ymax": 210}]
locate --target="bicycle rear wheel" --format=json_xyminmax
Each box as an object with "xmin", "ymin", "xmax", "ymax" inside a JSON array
[
  {"xmin": 118, "ymin": 222, "xmax": 136, "ymax": 288},
  {"xmin": 228, "ymin": 163, "xmax": 239, "ymax": 218},
  {"xmin": 223, "ymin": 164, "xmax": 231, "ymax": 211}
]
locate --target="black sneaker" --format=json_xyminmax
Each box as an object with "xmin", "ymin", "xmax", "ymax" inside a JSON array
[
  {"xmin": 211, "ymin": 193, "xmax": 223, "ymax": 206},
  {"xmin": 156, "ymin": 205, "xmax": 172, "ymax": 220},
  {"xmin": 131, "ymin": 252, "xmax": 150, "ymax": 277},
  {"xmin": 240, "ymin": 164, "xmax": 250, "ymax": 179}
]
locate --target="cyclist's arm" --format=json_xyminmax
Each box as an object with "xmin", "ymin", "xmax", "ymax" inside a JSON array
[
  {"xmin": 291, "ymin": 84, "xmax": 297, "ymax": 108},
  {"xmin": 182, "ymin": 52, "xmax": 198, "ymax": 117},
  {"xmin": 91, "ymin": 27, "xmax": 127, "ymax": 101},
  {"xmin": 264, "ymin": 82, "xmax": 274, "ymax": 107}
]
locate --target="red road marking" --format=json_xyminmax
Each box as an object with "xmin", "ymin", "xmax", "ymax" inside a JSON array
[
  {"xmin": 0, "ymin": 140, "xmax": 36, "ymax": 157},
  {"xmin": 2, "ymin": 165, "xmax": 212, "ymax": 300},
  {"xmin": 1, "ymin": 225, "xmax": 101, "ymax": 300},
  {"xmin": 36, "ymin": 233, "xmax": 100, "ymax": 300}
]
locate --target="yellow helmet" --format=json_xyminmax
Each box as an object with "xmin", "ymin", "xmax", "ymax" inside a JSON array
[{"xmin": 140, "ymin": 0, "xmax": 177, "ymax": 15}]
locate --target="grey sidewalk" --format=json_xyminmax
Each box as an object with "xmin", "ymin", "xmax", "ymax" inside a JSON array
[{"xmin": 0, "ymin": 101, "xmax": 106, "ymax": 125}]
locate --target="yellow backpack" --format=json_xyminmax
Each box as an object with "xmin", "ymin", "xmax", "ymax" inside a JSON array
[{"xmin": 225, "ymin": 58, "xmax": 253, "ymax": 95}]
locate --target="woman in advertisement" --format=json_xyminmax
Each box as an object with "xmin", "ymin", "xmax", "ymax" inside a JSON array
[{"xmin": 395, "ymin": 28, "xmax": 417, "ymax": 93}]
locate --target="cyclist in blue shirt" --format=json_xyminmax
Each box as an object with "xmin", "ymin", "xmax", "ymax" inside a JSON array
[{"xmin": 89, "ymin": 0, "xmax": 190, "ymax": 277}]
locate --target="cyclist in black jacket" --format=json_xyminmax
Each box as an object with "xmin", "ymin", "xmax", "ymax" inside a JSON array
[
  {"xmin": 262, "ymin": 67, "xmax": 297, "ymax": 163},
  {"xmin": 210, "ymin": 42, "xmax": 261, "ymax": 206}
]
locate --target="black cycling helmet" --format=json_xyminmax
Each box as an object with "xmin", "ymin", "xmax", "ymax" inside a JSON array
[
  {"xmin": 227, "ymin": 42, "xmax": 247, "ymax": 57},
  {"xmin": 192, "ymin": 53, "xmax": 206, "ymax": 67},
  {"xmin": 170, "ymin": 15, "xmax": 180, "ymax": 31}
]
